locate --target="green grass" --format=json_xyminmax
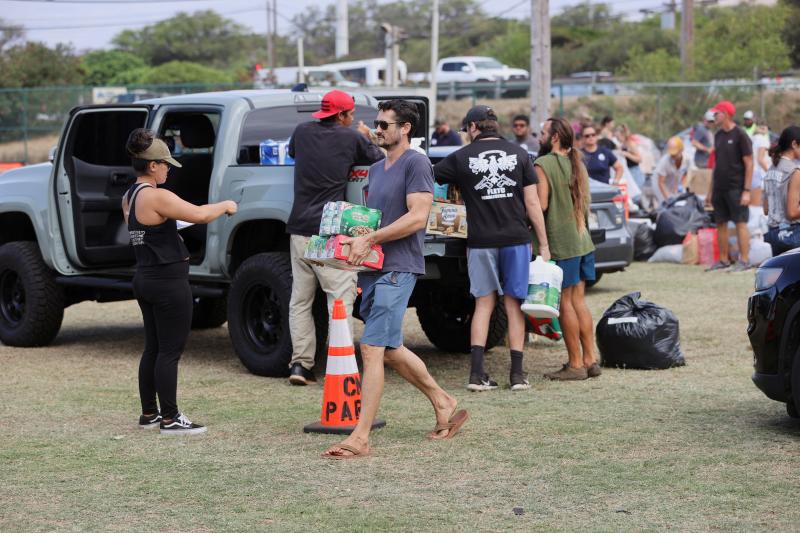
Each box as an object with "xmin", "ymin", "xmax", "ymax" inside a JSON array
[{"xmin": 2, "ymin": 263, "xmax": 799, "ymax": 531}]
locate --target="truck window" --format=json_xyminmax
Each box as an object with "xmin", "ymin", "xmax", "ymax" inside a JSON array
[
  {"xmin": 72, "ymin": 110, "xmax": 147, "ymax": 166},
  {"xmin": 237, "ymin": 104, "xmax": 378, "ymax": 164}
]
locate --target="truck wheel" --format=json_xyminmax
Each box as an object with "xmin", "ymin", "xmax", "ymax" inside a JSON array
[
  {"xmin": 191, "ymin": 297, "xmax": 227, "ymax": 329},
  {"xmin": 228, "ymin": 252, "xmax": 294, "ymax": 376},
  {"xmin": 417, "ymin": 287, "xmax": 508, "ymax": 353},
  {"xmin": 0, "ymin": 241, "xmax": 64, "ymax": 347}
]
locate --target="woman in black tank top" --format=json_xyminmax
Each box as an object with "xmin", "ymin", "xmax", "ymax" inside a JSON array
[{"xmin": 124, "ymin": 128, "xmax": 237, "ymax": 435}]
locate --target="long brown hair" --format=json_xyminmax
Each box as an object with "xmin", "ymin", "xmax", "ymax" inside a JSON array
[{"xmin": 547, "ymin": 117, "xmax": 589, "ymax": 230}]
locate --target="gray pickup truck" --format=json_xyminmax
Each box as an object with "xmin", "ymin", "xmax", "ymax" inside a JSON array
[{"xmin": 0, "ymin": 88, "xmax": 508, "ymax": 376}]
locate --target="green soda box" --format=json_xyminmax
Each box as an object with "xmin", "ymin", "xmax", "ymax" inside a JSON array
[{"xmin": 319, "ymin": 201, "xmax": 382, "ymax": 237}]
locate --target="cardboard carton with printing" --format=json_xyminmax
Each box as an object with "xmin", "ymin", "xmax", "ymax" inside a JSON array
[
  {"xmin": 427, "ymin": 202, "xmax": 467, "ymax": 239},
  {"xmin": 319, "ymin": 201, "xmax": 382, "ymax": 237},
  {"xmin": 303, "ymin": 235, "xmax": 384, "ymax": 271}
]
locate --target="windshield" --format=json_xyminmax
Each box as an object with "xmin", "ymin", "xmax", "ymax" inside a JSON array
[{"xmin": 473, "ymin": 59, "xmax": 503, "ymax": 70}]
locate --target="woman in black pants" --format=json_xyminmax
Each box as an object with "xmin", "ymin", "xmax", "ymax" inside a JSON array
[{"xmin": 123, "ymin": 129, "xmax": 236, "ymax": 435}]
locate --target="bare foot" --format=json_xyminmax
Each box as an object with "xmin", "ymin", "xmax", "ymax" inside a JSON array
[
  {"xmin": 322, "ymin": 435, "xmax": 369, "ymax": 458},
  {"xmin": 428, "ymin": 394, "xmax": 458, "ymax": 439}
]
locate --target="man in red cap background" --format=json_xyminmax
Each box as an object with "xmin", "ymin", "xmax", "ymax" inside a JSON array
[
  {"xmin": 705, "ymin": 99, "xmax": 753, "ymax": 272},
  {"xmin": 285, "ymin": 90, "xmax": 384, "ymax": 385}
]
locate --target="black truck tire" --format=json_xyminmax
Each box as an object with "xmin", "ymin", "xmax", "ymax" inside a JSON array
[
  {"xmin": 0, "ymin": 241, "xmax": 64, "ymax": 347},
  {"xmin": 417, "ymin": 287, "xmax": 508, "ymax": 353},
  {"xmin": 191, "ymin": 297, "xmax": 228, "ymax": 329},
  {"xmin": 227, "ymin": 252, "xmax": 328, "ymax": 377}
]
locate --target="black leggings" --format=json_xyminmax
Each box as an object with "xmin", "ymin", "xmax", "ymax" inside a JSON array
[{"xmin": 133, "ymin": 261, "xmax": 192, "ymax": 419}]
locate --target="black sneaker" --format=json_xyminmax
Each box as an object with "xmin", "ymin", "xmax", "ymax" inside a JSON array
[
  {"xmin": 288, "ymin": 363, "xmax": 317, "ymax": 386},
  {"xmin": 510, "ymin": 372, "xmax": 531, "ymax": 391},
  {"xmin": 160, "ymin": 413, "xmax": 207, "ymax": 436},
  {"xmin": 138, "ymin": 412, "xmax": 162, "ymax": 429},
  {"xmin": 467, "ymin": 373, "xmax": 499, "ymax": 392}
]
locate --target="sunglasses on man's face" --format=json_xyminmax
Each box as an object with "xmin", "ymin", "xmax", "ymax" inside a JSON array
[{"xmin": 373, "ymin": 120, "xmax": 405, "ymax": 130}]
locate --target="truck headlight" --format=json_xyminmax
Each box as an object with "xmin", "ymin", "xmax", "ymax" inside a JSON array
[{"xmin": 755, "ymin": 267, "xmax": 782, "ymax": 291}]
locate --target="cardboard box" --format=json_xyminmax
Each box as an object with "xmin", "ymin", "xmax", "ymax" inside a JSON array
[
  {"xmin": 319, "ymin": 201, "xmax": 382, "ymax": 237},
  {"xmin": 303, "ymin": 235, "xmax": 384, "ymax": 271},
  {"xmin": 427, "ymin": 202, "xmax": 467, "ymax": 239}
]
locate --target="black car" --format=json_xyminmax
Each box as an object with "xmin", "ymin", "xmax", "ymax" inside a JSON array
[{"xmin": 747, "ymin": 247, "xmax": 800, "ymax": 417}]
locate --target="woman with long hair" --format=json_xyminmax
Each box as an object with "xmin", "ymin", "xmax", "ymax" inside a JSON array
[
  {"xmin": 123, "ymin": 128, "xmax": 237, "ymax": 435},
  {"xmin": 763, "ymin": 126, "xmax": 800, "ymax": 255},
  {"xmin": 533, "ymin": 117, "xmax": 600, "ymax": 380},
  {"xmin": 615, "ymin": 123, "xmax": 644, "ymax": 188}
]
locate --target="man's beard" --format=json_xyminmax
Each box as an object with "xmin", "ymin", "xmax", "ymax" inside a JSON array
[
  {"xmin": 539, "ymin": 138, "xmax": 552, "ymax": 155},
  {"xmin": 377, "ymin": 135, "xmax": 399, "ymax": 150}
]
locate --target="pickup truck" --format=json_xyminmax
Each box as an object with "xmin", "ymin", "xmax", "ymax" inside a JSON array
[
  {"xmin": 0, "ymin": 88, "xmax": 508, "ymax": 377},
  {"xmin": 436, "ymin": 56, "xmax": 529, "ymax": 84}
]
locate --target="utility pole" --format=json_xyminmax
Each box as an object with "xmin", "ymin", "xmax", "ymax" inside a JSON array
[
  {"xmin": 266, "ymin": 1, "xmax": 274, "ymax": 82},
  {"xmin": 336, "ymin": 0, "xmax": 349, "ymax": 58},
  {"xmin": 680, "ymin": 0, "xmax": 694, "ymax": 79},
  {"xmin": 272, "ymin": 0, "xmax": 278, "ymax": 69},
  {"xmin": 297, "ymin": 37, "xmax": 305, "ymax": 84},
  {"xmin": 429, "ymin": 0, "xmax": 439, "ymax": 127},
  {"xmin": 381, "ymin": 24, "xmax": 406, "ymax": 88},
  {"xmin": 530, "ymin": 0, "xmax": 551, "ymax": 129}
]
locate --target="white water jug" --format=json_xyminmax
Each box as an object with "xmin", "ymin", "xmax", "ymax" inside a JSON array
[{"xmin": 521, "ymin": 257, "xmax": 563, "ymax": 319}]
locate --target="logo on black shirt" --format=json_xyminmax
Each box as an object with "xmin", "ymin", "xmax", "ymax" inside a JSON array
[{"xmin": 469, "ymin": 149, "xmax": 518, "ymax": 200}]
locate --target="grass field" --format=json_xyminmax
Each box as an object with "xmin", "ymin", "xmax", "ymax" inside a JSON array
[{"xmin": 1, "ymin": 263, "xmax": 798, "ymax": 531}]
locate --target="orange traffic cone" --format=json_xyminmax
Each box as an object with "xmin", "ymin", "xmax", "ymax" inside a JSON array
[{"xmin": 303, "ymin": 299, "xmax": 386, "ymax": 435}]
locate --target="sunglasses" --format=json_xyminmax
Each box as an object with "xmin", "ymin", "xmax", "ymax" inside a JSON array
[{"xmin": 373, "ymin": 120, "xmax": 405, "ymax": 130}]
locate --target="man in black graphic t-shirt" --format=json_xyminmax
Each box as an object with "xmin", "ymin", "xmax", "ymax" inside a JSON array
[{"xmin": 434, "ymin": 105, "xmax": 549, "ymax": 393}]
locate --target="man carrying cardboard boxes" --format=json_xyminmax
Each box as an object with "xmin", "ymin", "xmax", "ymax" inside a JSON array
[
  {"xmin": 433, "ymin": 105, "xmax": 550, "ymax": 392},
  {"xmin": 322, "ymin": 99, "xmax": 468, "ymax": 459},
  {"xmin": 286, "ymin": 90, "xmax": 384, "ymax": 385}
]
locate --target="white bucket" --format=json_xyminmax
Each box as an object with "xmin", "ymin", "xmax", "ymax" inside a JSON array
[{"xmin": 521, "ymin": 257, "xmax": 563, "ymax": 319}]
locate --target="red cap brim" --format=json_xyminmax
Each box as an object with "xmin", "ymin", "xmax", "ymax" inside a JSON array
[{"xmin": 312, "ymin": 109, "xmax": 338, "ymax": 119}]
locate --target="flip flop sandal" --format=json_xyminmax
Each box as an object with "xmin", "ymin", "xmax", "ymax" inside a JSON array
[
  {"xmin": 322, "ymin": 443, "xmax": 369, "ymax": 460},
  {"xmin": 427, "ymin": 409, "xmax": 469, "ymax": 440}
]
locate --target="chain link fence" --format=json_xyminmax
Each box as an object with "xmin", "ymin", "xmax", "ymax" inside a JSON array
[{"xmin": 2, "ymin": 80, "xmax": 799, "ymax": 163}]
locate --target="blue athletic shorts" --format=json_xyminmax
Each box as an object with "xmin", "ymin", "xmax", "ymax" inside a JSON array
[
  {"xmin": 557, "ymin": 252, "xmax": 596, "ymax": 288},
  {"xmin": 357, "ymin": 271, "xmax": 417, "ymax": 349},
  {"xmin": 467, "ymin": 243, "xmax": 531, "ymax": 300}
]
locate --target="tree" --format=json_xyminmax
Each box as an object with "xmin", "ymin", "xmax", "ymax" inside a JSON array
[
  {"xmin": 112, "ymin": 10, "xmax": 256, "ymax": 68},
  {"xmin": 781, "ymin": 0, "xmax": 800, "ymax": 68},
  {"xmin": 81, "ymin": 50, "xmax": 147, "ymax": 86},
  {"xmin": 137, "ymin": 61, "xmax": 233, "ymax": 85},
  {"xmin": 0, "ymin": 42, "xmax": 83, "ymax": 88},
  {"xmin": 0, "ymin": 18, "xmax": 24, "ymax": 51}
]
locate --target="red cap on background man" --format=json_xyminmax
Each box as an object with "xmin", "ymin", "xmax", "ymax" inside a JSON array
[
  {"xmin": 711, "ymin": 100, "xmax": 736, "ymax": 118},
  {"xmin": 312, "ymin": 90, "xmax": 355, "ymax": 119}
]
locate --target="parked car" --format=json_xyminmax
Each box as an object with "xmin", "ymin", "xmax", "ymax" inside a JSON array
[
  {"xmin": 436, "ymin": 56, "xmax": 529, "ymax": 84},
  {"xmin": 747, "ymin": 248, "xmax": 800, "ymax": 417},
  {"xmin": 0, "ymin": 89, "xmax": 509, "ymax": 377},
  {"xmin": 427, "ymin": 146, "xmax": 633, "ymax": 287}
]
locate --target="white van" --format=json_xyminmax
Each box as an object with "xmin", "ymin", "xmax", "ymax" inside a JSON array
[
  {"xmin": 320, "ymin": 58, "xmax": 408, "ymax": 87},
  {"xmin": 254, "ymin": 67, "xmax": 359, "ymax": 89}
]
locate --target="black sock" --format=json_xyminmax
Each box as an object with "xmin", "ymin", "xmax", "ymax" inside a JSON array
[
  {"xmin": 510, "ymin": 350, "xmax": 524, "ymax": 375},
  {"xmin": 470, "ymin": 345, "xmax": 485, "ymax": 377}
]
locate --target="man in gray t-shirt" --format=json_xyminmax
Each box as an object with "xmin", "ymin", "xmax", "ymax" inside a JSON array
[
  {"xmin": 322, "ymin": 100, "xmax": 468, "ymax": 460},
  {"xmin": 691, "ymin": 113, "xmax": 714, "ymax": 169}
]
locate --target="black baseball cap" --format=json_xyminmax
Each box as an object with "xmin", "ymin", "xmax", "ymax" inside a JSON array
[{"xmin": 461, "ymin": 105, "xmax": 497, "ymax": 132}]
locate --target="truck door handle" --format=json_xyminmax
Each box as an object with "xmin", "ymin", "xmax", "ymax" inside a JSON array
[{"xmin": 110, "ymin": 173, "xmax": 130, "ymax": 186}]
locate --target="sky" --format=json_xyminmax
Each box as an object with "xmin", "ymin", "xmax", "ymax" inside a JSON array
[{"xmin": 1, "ymin": 0, "xmax": 667, "ymax": 52}]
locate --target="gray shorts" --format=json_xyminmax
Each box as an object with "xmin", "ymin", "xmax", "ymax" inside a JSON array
[{"xmin": 467, "ymin": 244, "xmax": 531, "ymax": 300}]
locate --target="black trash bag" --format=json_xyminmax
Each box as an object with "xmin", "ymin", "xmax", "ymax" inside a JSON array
[
  {"xmin": 596, "ymin": 292, "xmax": 686, "ymax": 369},
  {"xmin": 653, "ymin": 193, "xmax": 710, "ymax": 247},
  {"xmin": 630, "ymin": 221, "xmax": 657, "ymax": 261}
]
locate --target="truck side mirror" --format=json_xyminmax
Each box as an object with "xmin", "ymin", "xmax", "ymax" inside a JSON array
[
  {"xmin": 461, "ymin": 65, "xmax": 472, "ymax": 73},
  {"xmin": 48, "ymin": 146, "xmax": 57, "ymax": 163}
]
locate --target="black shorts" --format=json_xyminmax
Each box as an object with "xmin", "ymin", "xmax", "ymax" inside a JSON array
[{"xmin": 712, "ymin": 188, "xmax": 749, "ymax": 224}]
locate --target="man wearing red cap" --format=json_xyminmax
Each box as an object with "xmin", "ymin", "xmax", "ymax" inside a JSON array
[
  {"xmin": 705, "ymin": 100, "xmax": 753, "ymax": 272},
  {"xmin": 286, "ymin": 90, "xmax": 384, "ymax": 385}
]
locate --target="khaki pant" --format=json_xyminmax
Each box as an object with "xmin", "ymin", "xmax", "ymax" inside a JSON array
[{"xmin": 289, "ymin": 235, "xmax": 357, "ymax": 370}]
